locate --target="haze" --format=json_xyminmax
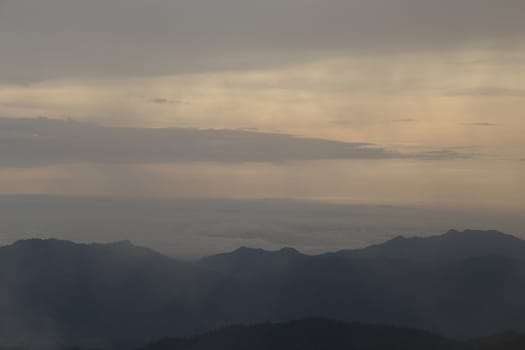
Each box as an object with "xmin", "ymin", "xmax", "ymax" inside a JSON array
[{"xmin": 0, "ymin": 0, "xmax": 524, "ymax": 256}]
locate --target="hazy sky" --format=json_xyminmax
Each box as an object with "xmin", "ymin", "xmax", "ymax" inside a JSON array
[{"xmin": 0, "ymin": 0, "xmax": 524, "ymax": 252}]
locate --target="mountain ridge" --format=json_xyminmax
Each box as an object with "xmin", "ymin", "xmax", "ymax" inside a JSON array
[
  {"xmin": 141, "ymin": 318, "xmax": 525, "ymax": 350},
  {"xmin": 2, "ymin": 229, "xmax": 525, "ymax": 348},
  {"xmin": 200, "ymin": 229, "xmax": 525, "ymax": 266},
  {"xmin": 332, "ymin": 229, "xmax": 525, "ymax": 263}
]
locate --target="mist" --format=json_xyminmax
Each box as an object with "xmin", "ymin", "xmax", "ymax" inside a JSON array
[
  {"xmin": 1, "ymin": 1, "xmax": 525, "ymax": 347},
  {"xmin": 0, "ymin": 195, "xmax": 522, "ymax": 259}
]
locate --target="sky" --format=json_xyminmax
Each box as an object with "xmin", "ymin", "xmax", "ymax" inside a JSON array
[{"xmin": 0, "ymin": 0, "xmax": 524, "ymax": 255}]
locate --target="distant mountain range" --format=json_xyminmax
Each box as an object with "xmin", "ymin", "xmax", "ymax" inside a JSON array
[
  {"xmin": 334, "ymin": 229, "xmax": 525, "ymax": 262},
  {"xmin": 1, "ymin": 230, "xmax": 525, "ymax": 349},
  {"xmin": 142, "ymin": 318, "xmax": 525, "ymax": 350}
]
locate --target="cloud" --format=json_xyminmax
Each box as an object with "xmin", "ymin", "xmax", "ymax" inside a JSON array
[
  {"xmin": 467, "ymin": 122, "xmax": 499, "ymax": 127},
  {"xmin": 148, "ymin": 98, "xmax": 181, "ymax": 105},
  {"xmin": 446, "ymin": 87, "xmax": 525, "ymax": 97},
  {"xmin": 414, "ymin": 149, "xmax": 479, "ymax": 160},
  {"xmin": 0, "ymin": 117, "xmax": 472, "ymax": 166},
  {"xmin": 1, "ymin": 0, "xmax": 525, "ymax": 82},
  {"xmin": 331, "ymin": 117, "xmax": 417, "ymax": 127},
  {"xmin": 387, "ymin": 118, "xmax": 417, "ymax": 123}
]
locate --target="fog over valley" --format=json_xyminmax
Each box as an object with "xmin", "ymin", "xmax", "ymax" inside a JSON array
[{"xmin": 0, "ymin": 195, "xmax": 523, "ymax": 259}]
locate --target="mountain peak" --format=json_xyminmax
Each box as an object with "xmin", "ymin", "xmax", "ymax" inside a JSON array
[
  {"xmin": 237, "ymin": 245, "xmax": 260, "ymax": 251},
  {"xmin": 230, "ymin": 246, "xmax": 302, "ymax": 257},
  {"xmin": 338, "ymin": 229, "xmax": 525, "ymax": 263},
  {"xmin": 8, "ymin": 238, "xmax": 76, "ymax": 249},
  {"xmin": 234, "ymin": 246, "xmax": 265, "ymax": 254},
  {"xmin": 445, "ymin": 229, "xmax": 507, "ymax": 237},
  {"xmin": 106, "ymin": 239, "xmax": 135, "ymax": 248},
  {"xmin": 278, "ymin": 247, "xmax": 301, "ymax": 255},
  {"xmin": 6, "ymin": 238, "xmax": 139, "ymax": 250},
  {"xmin": 199, "ymin": 246, "xmax": 305, "ymax": 278}
]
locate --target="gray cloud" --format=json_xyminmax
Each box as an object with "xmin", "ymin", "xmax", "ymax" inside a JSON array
[
  {"xmin": 467, "ymin": 122, "xmax": 499, "ymax": 127},
  {"xmin": 0, "ymin": 117, "xmax": 473, "ymax": 166},
  {"xmin": 332, "ymin": 117, "xmax": 417, "ymax": 127},
  {"xmin": 413, "ymin": 149, "xmax": 479, "ymax": 161},
  {"xmin": 1, "ymin": 0, "xmax": 524, "ymax": 82},
  {"xmin": 387, "ymin": 118, "xmax": 417, "ymax": 123},
  {"xmin": 148, "ymin": 98, "xmax": 182, "ymax": 105},
  {"xmin": 446, "ymin": 87, "xmax": 525, "ymax": 97}
]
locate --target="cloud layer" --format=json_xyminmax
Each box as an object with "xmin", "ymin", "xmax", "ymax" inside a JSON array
[
  {"xmin": 0, "ymin": 117, "xmax": 472, "ymax": 166},
  {"xmin": 1, "ymin": 0, "xmax": 524, "ymax": 82},
  {"xmin": 1, "ymin": 195, "xmax": 523, "ymax": 258}
]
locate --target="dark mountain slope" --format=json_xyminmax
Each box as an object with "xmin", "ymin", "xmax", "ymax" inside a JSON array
[
  {"xmin": 237, "ymin": 253, "xmax": 525, "ymax": 338},
  {"xmin": 196, "ymin": 231, "xmax": 525, "ymax": 338},
  {"xmin": 463, "ymin": 332, "xmax": 525, "ymax": 350},
  {"xmin": 141, "ymin": 318, "xmax": 525, "ymax": 350},
  {"xmin": 199, "ymin": 230, "xmax": 525, "ymax": 278},
  {"xmin": 2, "ymin": 230, "xmax": 525, "ymax": 348},
  {"xmin": 334, "ymin": 229, "xmax": 525, "ymax": 263},
  {"xmin": 199, "ymin": 246, "xmax": 306, "ymax": 279},
  {"xmin": 0, "ymin": 239, "xmax": 239, "ymax": 349}
]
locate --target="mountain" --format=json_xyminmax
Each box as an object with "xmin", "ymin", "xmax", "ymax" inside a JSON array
[
  {"xmin": 141, "ymin": 319, "xmax": 525, "ymax": 350},
  {"xmin": 333, "ymin": 229, "xmax": 525, "ymax": 263},
  {"xmin": 0, "ymin": 239, "xmax": 239, "ymax": 349},
  {"xmin": 197, "ymin": 230, "xmax": 525, "ymax": 338},
  {"xmin": 2, "ymin": 230, "xmax": 525, "ymax": 349},
  {"xmin": 199, "ymin": 246, "xmax": 306, "ymax": 279},
  {"xmin": 199, "ymin": 230, "xmax": 525, "ymax": 276}
]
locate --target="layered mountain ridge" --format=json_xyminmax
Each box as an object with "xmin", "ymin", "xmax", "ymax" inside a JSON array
[
  {"xmin": 142, "ymin": 318, "xmax": 525, "ymax": 350},
  {"xmin": 1, "ymin": 230, "xmax": 525, "ymax": 349}
]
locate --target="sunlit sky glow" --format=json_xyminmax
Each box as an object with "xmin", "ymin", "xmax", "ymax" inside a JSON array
[{"xmin": 0, "ymin": 0, "xmax": 524, "ymax": 252}]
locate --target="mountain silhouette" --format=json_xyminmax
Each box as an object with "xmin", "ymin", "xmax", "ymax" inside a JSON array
[
  {"xmin": 141, "ymin": 319, "xmax": 525, "ymax": 350},
  {"xmin": 199, "ymin": 246, "xmax": 306, "ymax": 279},
  {"xmin": 333, "ymin": 229, "xmax": 525, "ymax": 263},
  {"xmin": 193, "ymin": 230, "xmax": 525, "ymax": 338},
  {"xmin": 0, "ymin": 239, "xmax": 239, "ymax": 349},
  {"xmin": 2, "ymin": 230, "xmax": 525, "ymax": 348}
]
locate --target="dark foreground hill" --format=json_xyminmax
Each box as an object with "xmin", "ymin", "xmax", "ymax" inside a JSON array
[
  {"xmin": 2, "ymin": 230, "xmax": 525, "ymax": 348},
  {"xmin": 0, "ymin": 239, "xmax": 240, "ymax": 349},
  {"xmin": 198, "ymin": 229, "xmax": 525, "ymax": 338},
  {"xmin": 141, "ymin": 319, "xmax": 525, "ymax": 350}
]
